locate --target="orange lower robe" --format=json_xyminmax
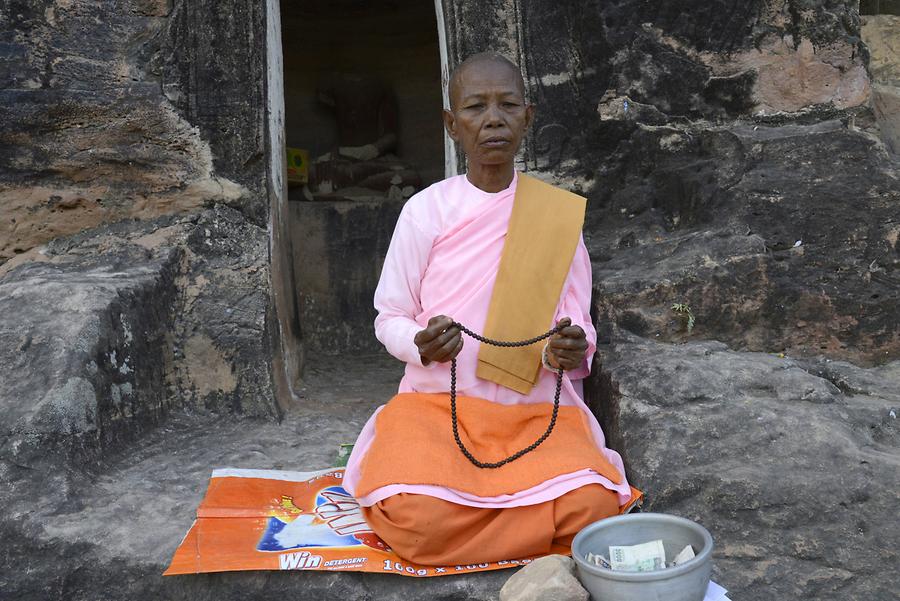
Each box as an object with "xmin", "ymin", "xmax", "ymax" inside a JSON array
[
  {"xmin": 351, "ymin": 393, "xmax": 642, "ymax": 566},
  {"xmin": 364, "ymin": 484, "xmax": 620, "ymax": 566}
]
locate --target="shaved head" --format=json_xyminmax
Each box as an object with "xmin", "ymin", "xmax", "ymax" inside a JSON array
[
  {"xmin": 442, "ymin": 51, "xmax": 534, "ymax": 189},
  {"xmin": 448, "ymin": 52, "xmax": 526, "ymax": 110}
]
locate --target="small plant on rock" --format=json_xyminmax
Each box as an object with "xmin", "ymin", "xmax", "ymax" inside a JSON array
[{"xmin": 671, "ymin": 303, "xmax": 695, "ymax": 333}]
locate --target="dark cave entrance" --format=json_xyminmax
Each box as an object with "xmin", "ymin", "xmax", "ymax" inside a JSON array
[
  {"xmin": 280, "ymin": 0, "xmax": 447, "ymax": 195},
  {"xmin": 272, "ymin": 0, "xmax": 447, "ymax": 390}
]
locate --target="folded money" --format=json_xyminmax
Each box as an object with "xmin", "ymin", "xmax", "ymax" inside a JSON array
[
  {"xmin": 609, "ymin": 539, "xmax": 666, "ymax": 572},
  {"xmin": 584, "ymin": 551, "xmax": 612, "ymax": 569},
  {"xmin": 670, "ymin": 544, "xmax": 695, "ymax": 567}
]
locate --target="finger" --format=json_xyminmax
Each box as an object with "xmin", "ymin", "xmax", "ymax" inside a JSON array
[
  {"xmin": 448, "ymin": 336, "xmax": 464, "ymax": 360},
  {"xmin": 547, "ymin": 347, "xmax": 584, "ymax": 368},
  {"xmin": 428, "ymin": 314, "xmax": 450, "ymax": 327},
  {"xmin": 549, "ymin": 327, "xmax": 583, "ymax": 347},
  {"xmin": 421, "ymin": 326, "xmax": 460, "ymax": 359},
  {"xmin": 550, "ymin": 356, "xmax": 576, "ymax": 371},
  {"xmin": 417, "ymin": 316, "xmax": 454, "ymax": 344},
  {"xmin": 566, "ymin": 354, "xmax": 586, "ymax": 368},
  {"xmin": 548, "ymin": 336, "xmax": 588, "ymax": 352},
  {"xmin": 440, "ymin": 326, "xmax": 461, "ymax": 348},
  {"xmin": 549, "ymin": 335, "xmax": 587, "ymax": 349},
  {"xmin": 432, "ymin": 332, "xmax": 463, "ymax": 362},
  {"xmin": 558, "ymin": 325, "xmax": 585, "ymax": 339},
  {"xmin": 428, "ymin": 315, "xmax": 454, "ymax": 334},
  {"xmin": 556, "ymin": 317, "xmax": 572, "ymax": 330},
  {"xmin": 556, "ymin": 350, "xmax": 585, "ymax": 366}
]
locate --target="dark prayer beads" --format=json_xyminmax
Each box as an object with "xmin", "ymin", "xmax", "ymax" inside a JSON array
[{"xmin": 449, "ymin": 321, "xmax": 565, "ymax": 469}]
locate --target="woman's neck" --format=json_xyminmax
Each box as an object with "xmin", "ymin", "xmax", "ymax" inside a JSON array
[{"xmin": 466, "ymin": 162, "xmax": 515, "ymax": 193}]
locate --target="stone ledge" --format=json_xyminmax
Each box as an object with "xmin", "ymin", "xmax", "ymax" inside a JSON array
[
  {"xmin": 0, "ymin": 354, "xmax": 511, "ymax": 601},
  {"xmin": 0, "ymin": 242, "xmax": 181, "ymax": 465},
  {"xmin": 588, "ymin": 329, "xmax": 900, "ymax": 600},
  {"xmin": 0, "ymin": 205, "xmax": 277, "ymax": 466}
]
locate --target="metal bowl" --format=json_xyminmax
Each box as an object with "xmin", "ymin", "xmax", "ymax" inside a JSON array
[{"xmin": 572, "ymin": 512, "xmax": 714, "ymax": 601}]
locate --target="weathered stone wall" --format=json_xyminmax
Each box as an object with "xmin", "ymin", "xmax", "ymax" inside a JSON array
[
  {"xmin": 0, "ymin": 230, "xmax": 181, "ymax": 466},
  {"xmin": 289, "ymin": 199, "xmax": 404, "ymax": 355},
  {"xmin": 155, "ymin": 0, "xmax": 269, "ymax": 222},
  {"xmin": 0, "ymin": 0, "xmax": 268, "ymax": 265},
  {"xmin": 442, "ymin": 0, "xmax": 872, "ymax": 169},
  {"xmin": 0, "ymin": 205, "xmax": 275, "ymax": 468},
  {"xmin": 862, "ymin": 14, "xmax": 900, "ymax": 153},
  {"xmin": 442, "ymin": 0, "xmax": 613, "ymax": 171},
  {"xmin": 0, "ymin": 0, "xmax": 281, "ymax": 423}
]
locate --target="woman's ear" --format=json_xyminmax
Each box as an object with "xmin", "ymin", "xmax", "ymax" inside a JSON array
[{"xmin": 442, "ymin": 108, "xmax": 459, "ymax": 142}]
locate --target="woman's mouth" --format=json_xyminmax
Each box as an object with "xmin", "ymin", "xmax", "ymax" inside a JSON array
[{"xmin": 481, "ymin": 138, "xmax": 509, "ymax": 148}]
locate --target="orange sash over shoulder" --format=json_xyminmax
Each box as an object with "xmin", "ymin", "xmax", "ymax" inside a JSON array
[
  {"xmin": 355, "ymin": 393, "xmax": 623, "ymax": 499},
  {"xmin": 476, "ymin": 173, "xmax": 587, "ymax": 394}
]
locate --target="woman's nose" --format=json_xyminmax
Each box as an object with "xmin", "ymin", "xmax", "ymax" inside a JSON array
[{"xmin": 484, "ymin": 103, "xmax": 504, "ymax": 126}]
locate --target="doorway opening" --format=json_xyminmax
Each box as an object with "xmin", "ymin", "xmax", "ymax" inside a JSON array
[{"xmin": 276, "ymin": 0, "xmax": 446, "ymax": 364}]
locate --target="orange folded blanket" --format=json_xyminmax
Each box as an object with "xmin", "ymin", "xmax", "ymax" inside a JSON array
[{"xmin": 355, "ymin": 392, "xmax": 624, "ymax": 499}]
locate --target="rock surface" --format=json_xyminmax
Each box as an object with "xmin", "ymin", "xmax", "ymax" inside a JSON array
[
  {"xmin": 0, "ymin": 227, "xmax": 180, "ymax": 466},
  {"xmin": 862, "ymin": 15, "xmax": 900, "ymax": 86},
  {"xmin": 578, "ymin": 28, "xmax": 900, "ymax": 594},
  {"xmin": 289, "ymin": 199, "xmax": 404, "ymax": 354},
  {"xmin": 0, "ymin": 354, "xmax": 511, "ymax": 601},
  {"xmin": 588, "ymin": 119, "xmax": 900, "ymax": 365},
  {"xmin": 0, "ymin": 0, "xmax": 266, "ymax": 263},
  {"xmin": 862, "ymin": 15, "xmax": 900, "ymax": 154},
  {"xmin": 586, "ymin": 329, "xmax": 900, "ymax": 600},
  {"xmin": 0, "ymin": 205, "xmax": 275, "ymax": 468},
  {"xmin": 499, "ymin": 555, "xmax": 589, "ymax": 601}
]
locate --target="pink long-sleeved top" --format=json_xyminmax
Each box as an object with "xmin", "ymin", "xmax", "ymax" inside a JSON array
[{"xmin": 344, "ymin": 171, "xmax": 632, "ymax": 508}]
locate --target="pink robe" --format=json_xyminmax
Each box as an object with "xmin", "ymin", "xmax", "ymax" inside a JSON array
[{"xmin": 344, "ymin": 171, "xmax": 632, "ymax": 508}]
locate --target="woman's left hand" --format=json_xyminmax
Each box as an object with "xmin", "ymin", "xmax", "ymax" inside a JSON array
[{"xmin": 545, "ymin": 317, "xmax": 588, "ymax": 370}]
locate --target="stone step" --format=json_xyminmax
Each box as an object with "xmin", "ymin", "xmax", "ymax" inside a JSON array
[
  {"xmin": 0, "ymin": 354, "xmax": 511, "ymax": 600},
  {"xmin": 0, "ymin": 244, "xmax": 182, "ymax": 466}
]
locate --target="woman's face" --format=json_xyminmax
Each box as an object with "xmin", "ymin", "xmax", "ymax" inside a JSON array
[{"xmin": 443, "ymin": 60, "xmax": 534, "ymax": 170}]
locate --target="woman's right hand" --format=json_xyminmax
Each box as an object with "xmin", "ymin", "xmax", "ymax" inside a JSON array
[{"xmin": 414, "ymin": 315, "xmax": 463, "ymax": 366}]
